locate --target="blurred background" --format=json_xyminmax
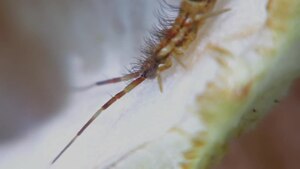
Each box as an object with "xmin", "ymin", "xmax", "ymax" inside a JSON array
[
  {"xmin": 0, "ymin": 0, "xmax": 299, "ymax": 169},
  {"xmin": 0, "ymin": 0, "xmax": 156, "ymax": 142}
]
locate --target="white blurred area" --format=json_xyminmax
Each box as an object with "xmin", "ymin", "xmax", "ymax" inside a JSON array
[{"xmin": 0, "ymin": 0, "xmax": 158, "ymax": 166}]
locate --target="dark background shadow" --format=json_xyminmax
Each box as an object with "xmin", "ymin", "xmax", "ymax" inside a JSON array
[
  {"xmin": 215, "ymin": 79, "xmax": 300, "ymax": 169},
  {"xmin": 0, "ymin": 1, "xmax": 68, "ymax": 142}
]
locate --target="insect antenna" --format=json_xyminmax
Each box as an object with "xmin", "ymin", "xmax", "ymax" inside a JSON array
[
  {"xmin": 51, "ymin": 76, "xmax": 145, "ymax": 164},
  {"xmin": 94, "ymin": 72, "xmax": 139, "ymax": 86},
  {"xmin": 75, "ymin": 72, "xmax": 139, "ymax": 91}
]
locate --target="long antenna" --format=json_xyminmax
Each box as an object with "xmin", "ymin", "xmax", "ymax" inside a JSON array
[
  {"xmin": 94, "ymin": 73, "xmax": 139, "ymax": 86},
  {"xmin": 51, "ymin": 76, "xmax": 145, "ymax": 164}
]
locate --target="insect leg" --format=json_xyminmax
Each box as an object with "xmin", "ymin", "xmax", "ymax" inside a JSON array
[
  {"xmin": 195, "ymin": 8, "xmax": 230, "ymax": 21},
  {"xmin": 173, "ymin": 54, "xmax": 187, "ymax": 69},
  {"xmin": 157, "ymin": 74, "xmax": 163, "ymax": 92},
  {"xmin": 157, "ymin": 58, "xmax": 173, "ymax": 92}
]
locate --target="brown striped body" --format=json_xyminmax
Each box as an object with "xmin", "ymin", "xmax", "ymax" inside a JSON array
[{"xmin": 140, "ymin": 0, "xmax": 218, "ymax": 79}]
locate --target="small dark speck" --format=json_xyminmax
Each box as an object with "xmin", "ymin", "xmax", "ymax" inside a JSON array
[
  {"xmin": 274, "ymin": 99, "xmax": 280, "ymax": 103},
  {"xmin": 252, "ymin": 108, "xmax": 257, "ymax": 112}
]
